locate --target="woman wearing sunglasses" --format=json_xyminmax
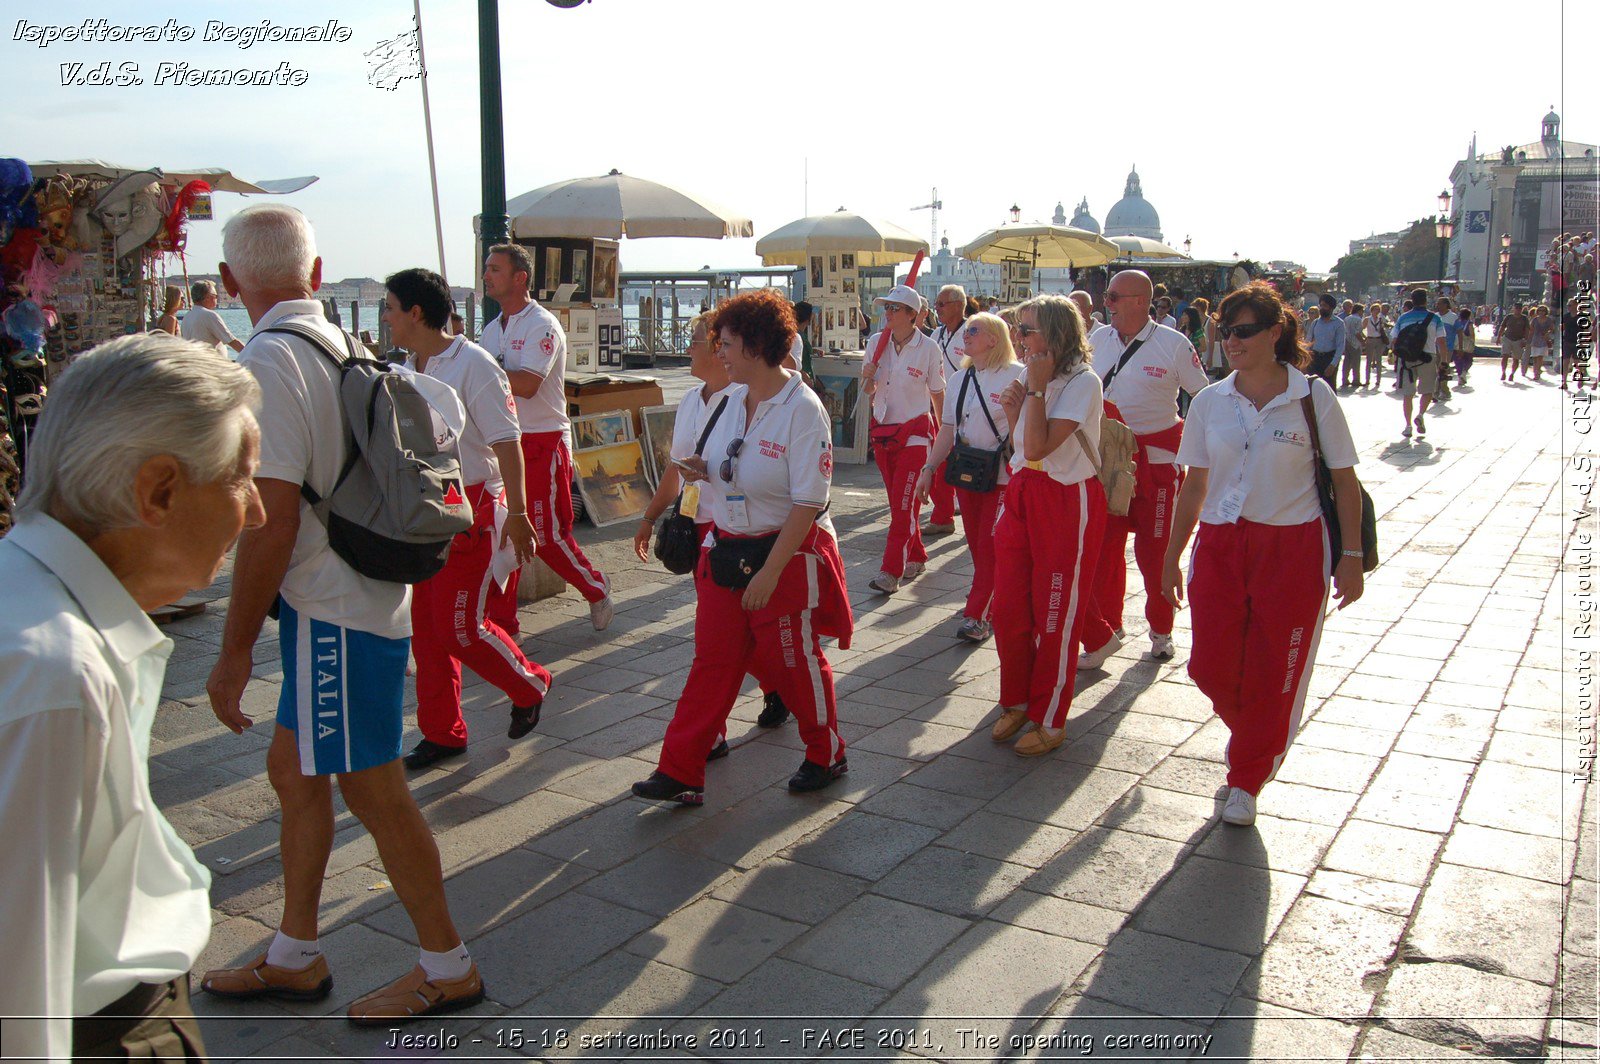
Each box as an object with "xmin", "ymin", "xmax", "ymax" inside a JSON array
[
  {"xmin": 633, "ymin": 314, "xmax": 791, "ymax": 744},
  {"xmin": 861, "ymin": 285, "xmax": 946, "ymax": 595},
  {"xmin": 632, "ymin": 290, "xmax": 851, "ymax": 804},
  {"xmin": 914, "ymin": 313, "xmax": 1026, "ymax": 644},
  {"xmin": 988, "ymin": 295, "xmax": 1106, "ymax": 757},
  {"xmin": 1160, "ymin": 282, "xmax": 1364, "ymax": 828}
]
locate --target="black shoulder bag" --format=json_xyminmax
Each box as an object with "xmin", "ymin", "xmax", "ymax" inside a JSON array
[
  {"xmin": 653, "ymin": 395, "xmax": 729, "ymax": 574},
  {"xmin": 1300, "ymin": 392, "xmax": 1378, "ymax": 575},
  {"xmin": 943, "ymin": 368, "xmax": 1008, "ymax": 493}
]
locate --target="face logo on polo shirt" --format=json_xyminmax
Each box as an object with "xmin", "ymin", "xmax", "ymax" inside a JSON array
[
  {"xmin": 1271, "ymin": 429, "xmax": 1308, "ymax": 446},
  {"xmin": 540, "ymin": 334, "xmax": 555, "ymax": 355},
  {"xmin": 819, "ymin": 447, "xmax": 833, "ymax": 479},
  {"xmin": 1142, "ymin": 365, "xmax": 1168, "ymax": 379}
]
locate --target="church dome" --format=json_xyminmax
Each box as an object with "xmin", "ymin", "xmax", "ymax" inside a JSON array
[
  {"xmin": 1069, "ymin": 197, "xmax": 1100, "ymax": 234},
  {"xmin": 1104, "ymin": 166, "xmax": 1162, "ymax": 241}
]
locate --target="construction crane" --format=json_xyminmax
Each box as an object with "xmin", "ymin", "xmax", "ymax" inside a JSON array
[{"xmin": 911, "ymin": 187, "xmax": 942, "ymax": 250}]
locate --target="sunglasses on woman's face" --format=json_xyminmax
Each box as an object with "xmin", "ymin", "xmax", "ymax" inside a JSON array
[
  {"xmin": 720, "ymin": 437, "xmax": 744, "ymax": 483},
  {"xmin": 963, "ymin": 325, "xmax": 983, "ymax": 337},
  {"xmin": 1016, "ymin": 324, "xmax": 1043, "ymax": 338},
  {"xmin": 1217, "ymin": 321, "xmax": 1274, "ymax": 341}
]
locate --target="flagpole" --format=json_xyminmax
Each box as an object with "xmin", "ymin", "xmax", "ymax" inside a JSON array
[{"xmin": 414, "ymin": 0, "xmax": 448, "ymax": 283}]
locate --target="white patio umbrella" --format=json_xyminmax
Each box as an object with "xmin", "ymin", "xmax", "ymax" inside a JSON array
[
  {"xmin": 28, "ymin": 160, "xmax": 318, "ymax": 195},
  {"xmin": 506, "ymin": 169, "xmax": 752, "ymax": 240},
  {"xmin": 756, "ymin": 208, "xmax": 928, "ymax": 266},
  {"xmin": 1110, "ymin": 235, "xmax": 1188, "ymax": 259},
  {"xmin": 957, "ymin": 223, "xmax": 1119, "ymax": 268}
]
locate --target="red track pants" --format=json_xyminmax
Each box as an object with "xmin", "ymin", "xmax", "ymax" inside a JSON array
[
  {"xmin": 491, "ymin": 430, "xmax": 609, "ymax": 635},
  {"xmin": 1186, "ymin": 518, "xmax": 1329, "ymax": 795},
  {"xmin": 957, "ymin": 485, "xmax": 1004, "ymax": 621},
  {"xmin": 929, "ymin": 459, "xmax": 957, "ymax": 525},
  {"xmin": 1082, "ymin": 456, "xmax": 1182, "ymax": 648},
  {"xmin": 414, "ymin": 484, "xmax": 552, "ymax": 747},
  {"xmin": 872, "ymin": 418, "xmax": 932, "ymax": 578},
  {"xmin": 992, "ymin": 471, "xmax": 1107, "ymax": 729},
  {"xmin": 657, "ymin": 534, "xmax": 847, "ymax": 789}
]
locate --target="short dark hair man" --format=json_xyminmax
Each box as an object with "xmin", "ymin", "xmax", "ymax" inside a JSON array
[{"xmin": 1392, "ymin": 288, "xmax": 1445, "ymax": 438}]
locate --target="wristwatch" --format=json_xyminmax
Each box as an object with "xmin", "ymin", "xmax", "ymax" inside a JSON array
[{"xmin": 1341, "ymin": 549, "xmax": 1363, "ymax": 558}]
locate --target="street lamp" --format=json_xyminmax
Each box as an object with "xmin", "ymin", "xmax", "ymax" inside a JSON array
[
  {"xmin": 1183, "ymin": 235, "xmax": 1192, "ymax": 256},
  {"xmin": 1434, "ymin": 214, "xmax": 1454, "ymax": 288},
  {"xmin": 1498, "ymin": 240, "xmax": 1512, "ymax": 310},
  {"xmin": 1010, "ymin": 203, "xmax": 1021, "ymax": 223},
  {"xmin": 480, "ymin": 0, "xmax": 590, "ymax": 321}
]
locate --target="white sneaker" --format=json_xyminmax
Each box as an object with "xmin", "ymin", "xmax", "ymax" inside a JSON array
[
  {"xmin": 956, "ymin": 617, "xmax": 992, "ymax": 644},
  {"xmin": 1150, "ymin": 631, "xmax": 1175, "ymax": 661},
  {"xmin": 1222, "ymin": 787, "xmax": 1257, "ymax": 826},
  {"xmin": 902, "ymin": 562, "xmax": 926, "ymax": 582},
  {"xmin": 1077, "ymin": 630, "xmax": 1124, "ymax": 670},
  {"xmin": 868, "ymin": 571, "xmax": 899, "ymax": 595},
  {"xmin": 590, "ymin": 594, "xmax": 615, "ymax": 631}
]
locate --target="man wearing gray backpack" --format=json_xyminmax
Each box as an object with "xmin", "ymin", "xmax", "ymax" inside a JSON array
[{"xmin": 202, "ymin": 206, "xmax": 485, "ymax": 1026}]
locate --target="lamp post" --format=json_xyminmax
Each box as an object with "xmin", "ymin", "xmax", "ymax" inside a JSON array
[
  {"xmin": 1497, "ymin": 233, "xmax": 1511, "ymax": 311},
  {"xmin": 1434, "ymin": 189, "xmax": 1453, "ymax": 292},
  {"xmin": 1009, "ymin": 203, "xmax": 1021, "ymax": 224},
  {"xmin": 1183, "ymin": 235, "xmax": 1192, "ymax": 257},
  {"xmin": 479, "ymin": 0, "xmax": 589, "ymax": 322}
]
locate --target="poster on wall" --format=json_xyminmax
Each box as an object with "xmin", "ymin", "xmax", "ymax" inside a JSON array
[{"xmin": 810, "ymin": 255, "xmax": 823, "ymax": 289}]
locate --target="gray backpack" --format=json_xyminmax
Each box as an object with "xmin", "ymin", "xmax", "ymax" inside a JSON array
[{"xmin": 262, "ymin": 323, "xmax": 473, "ymax": 584}]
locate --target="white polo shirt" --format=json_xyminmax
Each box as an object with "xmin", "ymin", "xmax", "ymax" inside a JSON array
[
  {"xmin": 1090, "ymin": 320, "xmax": 1211, "ymax": 457},
  {"xmin": 701, "ymin": 375, "xmax": 834, "ymax": 536},
  {"xmin": 672, "ymin": 381, "xmax": 737, "ymax": 459},
  {"xmin": 1176, "ymin": 369, "xmax": 1358, "ymax": 526},
  {"xmin": 933, "ymin": 321, "xmax": 968, "ymax": 381},
  {"xmin": 866, "ymin": 329, "xmax": 945, "ymax": 425},
  {"xmin": 1009, "ymin": 368, "xmax": 1102, "ymax": 487},
  {"xmin": 480, "ymin": 300, "xmax": 569, "ymax": 434},
  {"xmin": 178, "ymin": 304, "xmax": 237, "ymax": 351},
  {"xmin": 408, "ymin": 337, "xmax": 520, "ymax": 492},
  {"xmin": 944, "ymin": 362, "xmax": 1026, "ymax": 456},
  {"xmin": 241, "ymin": 301, "xmax": 413, "ymax": 639}
]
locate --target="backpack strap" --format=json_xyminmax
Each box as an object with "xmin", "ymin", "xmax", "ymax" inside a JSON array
[{"xmin": 259, "ymin": 322, "xmax": 372, "ymax": 507}]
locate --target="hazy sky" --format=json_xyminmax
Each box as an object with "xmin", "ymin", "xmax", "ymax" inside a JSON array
[{"xmin": 6, "ymin": 0, "xmax": 1593, "ymax": 285}]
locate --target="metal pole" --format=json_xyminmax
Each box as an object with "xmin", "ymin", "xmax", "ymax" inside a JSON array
[
  {"xmin": 414, "ymin": 0, "xmax": 448, "ymax": 282},
  {"xmin": 478, "ymin": 0, "xmax": 508, "ymax": 323},
  {"xmin": 465, "ymin": 291, "xmax": 476, "ymax": 340}
]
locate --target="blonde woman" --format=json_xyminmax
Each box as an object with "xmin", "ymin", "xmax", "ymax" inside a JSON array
[
  {"xmin": 915, "ymin": 313, "xmax": 1026, "ymax": 643},
  {"xmin": 988, "ymin": 295, "xmax": 1106, "ymax": 756},
  {"xmin": 155, "ymin": 285, "xmax": 183, "ymax": 336}
]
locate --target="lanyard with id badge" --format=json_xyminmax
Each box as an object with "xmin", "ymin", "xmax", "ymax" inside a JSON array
[{"xmin": 1215, "ymin": 393, "xmax": 1276, "ymax": 524}]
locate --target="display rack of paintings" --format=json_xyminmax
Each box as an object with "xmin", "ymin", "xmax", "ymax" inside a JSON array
[
  {"xmin": 639, "ymin": 403, "xmax": 677, "ymax": 487},
  {"xmin": 811, "ymin": 352, "xmax": 869, "ymax": 464},
  {"xmin": 814, "ymin": 250, "xmax": 862, "ymax": 353},
  {"xmin": 1003, "ymin": 258, "xmax": 1033, "ymax": 304}
]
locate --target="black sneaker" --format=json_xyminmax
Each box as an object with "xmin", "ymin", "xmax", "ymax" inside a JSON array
[
  {"xmin": 402, "ymin": 739, "xmax": 466, "ymax": 770},
  {"xmin": 757, "ymin": 692, "xmax": 791, "ymax": 728},
  {"xmin": 788, "ymin": 758, "xmax": 848, "ymax": 792},
  {"xmin": 507, "ymin": 700, "xmax": 542, "ymax": 740},
  {"xmin": 631, "ymin": 771, "xmax": 704, "ymax": 805},
  {"xmin": 706, "ymin": 740, "xmax": 730, "ymax": 762}
]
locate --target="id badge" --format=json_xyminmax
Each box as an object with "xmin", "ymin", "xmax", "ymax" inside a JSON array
[
  {"xmin": 1217, "ymin": 485, "xmax": 1246, "ymax": 524},
  {"xmin": 725, "ymin": 493, "xmax": 750, "ymax": 529},
  {"xmin": 680, "ymin": 482, "xmax": 701, "ymax": 520}
]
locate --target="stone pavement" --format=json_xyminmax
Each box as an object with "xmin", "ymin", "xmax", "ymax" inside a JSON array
[{"xmin": 148, "ymin": 363, "xmax": 1597, "ymax": 1062}]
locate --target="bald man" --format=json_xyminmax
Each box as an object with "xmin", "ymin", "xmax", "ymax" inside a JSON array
[
  {"xmin": 1079, "ymin": 270, "xmax": 1209, "ymax": 667},
  {"xmin": 1068, "ymin": 290, "xmax": 1097, "ymax": 329}
]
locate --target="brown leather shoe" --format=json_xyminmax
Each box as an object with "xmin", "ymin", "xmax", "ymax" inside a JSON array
[
  {"xmin": 990, "ymin": 709, "xmax": 1029, "ymax": 742},
  {"xmin": 201, "ymin": 953, "xmax": 333, "ymax": 1002},
  {"xmin": 346, "ymin": 964, "xmax": 485, "ymax": 1026},
  {"xmin": 1015, "ymin": 726, "xmax": 1067, "ymax": 757}
]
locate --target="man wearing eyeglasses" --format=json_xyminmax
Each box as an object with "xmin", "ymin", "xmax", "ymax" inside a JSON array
[
  {"xmin": 1078, "ymin": 269, "xmax": 1209, "ymax": 666},
  {"xmin": 925, "ymin": 285, "xmax": 969, "ymax": 536}
]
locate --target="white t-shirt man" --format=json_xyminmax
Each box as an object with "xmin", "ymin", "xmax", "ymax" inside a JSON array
[
  {"xmin": 1010, "ymin": 368, "xmax": 1103, "ymax": 486},
  {"xmin": 480, "ymin": 300, "xmax": 569, "ymax": 434},
  {"xmin": 178, "ymin": 304, "xmax": 238, "ymax": 352},
  {"xmin": 408, "ymin": 337, "xmax": 520, "ymax": 491},
  {"xmin": 1176, "ymin": 370, "xmax": 1358, "ymax": 526},
  {"xmin": 1090, "ymin": 319, "xmax": 1210, "ymax": 462},
  {"xmin": 933, "ymin": 321, "xmax": 968, "ymax": 382},
  {"xmin": 240, "ymin": 301, "xmax": 416, "ymax": 638},
  {"xmin": 865, "ymin": 329, "xmax": 945, "ymax": 425}
]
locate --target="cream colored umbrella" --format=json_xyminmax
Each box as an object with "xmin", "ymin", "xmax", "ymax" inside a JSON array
[
  {"xmin": 756, "ymin": 208, "xmax": 928, "ymax": 267},
  {"xmin": 506, "ymin": 169, "xmax": 753, "ymax": 240},
  {"xmin": 1110, "ymin": 235, "xmax": 1188, "ymax": 259},
  {"xmin": 957, "ymin": 223, "xmax": 1119, "ymax": 268}
]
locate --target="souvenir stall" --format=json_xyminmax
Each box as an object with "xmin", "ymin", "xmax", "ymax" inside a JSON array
[
  {"xmin": 0, "ymin": 159, "xmax": 315, "ymax": 537},
  {"xmin": 755, "ymin": 209, "xmax": 928, "ymax": 463}
]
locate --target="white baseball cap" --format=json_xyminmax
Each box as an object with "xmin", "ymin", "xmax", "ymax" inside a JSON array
[{"xmin": 872, "ymin": 284, "xmax": 923, "ymax": 311}]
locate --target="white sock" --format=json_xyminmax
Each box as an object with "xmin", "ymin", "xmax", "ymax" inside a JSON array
[
  {"xmin": 419, "ymin": 943, "xmax": 472, "ymax": 982},
  {"xmin": 266, "ymin": 931, "xmax": 321, "ymax": 971}
]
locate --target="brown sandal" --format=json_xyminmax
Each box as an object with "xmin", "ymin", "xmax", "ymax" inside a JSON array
[
  {"xmin": 346, "ymin": 964, "xmax": 485, "ymax": 1027},
  {"xmin": 200, "ymin": 953, "xmax": 332, "ymax": 1002}
]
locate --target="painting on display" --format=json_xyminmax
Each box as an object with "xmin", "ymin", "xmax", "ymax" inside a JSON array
[
  {"xmin": 571, "ymin": 410, "xmax": 634, "ymax": 450},
  {"xmin": 573, "ymin": 441, "xmax": 653, "ymax": 526},
  {"xmin": 810, "ymin": 255, "xmax": 823, "ymax": 289},
  {"xmin": 812, "ymin": 354, "xmax": 868, "ymax": 463},
  {"xmin": 840, "ymin": 253, "xmax": 855, "ymax": 270},
  {"xmin": 640, "ymin": 404, "xmax": 678, "ymax": 487}
]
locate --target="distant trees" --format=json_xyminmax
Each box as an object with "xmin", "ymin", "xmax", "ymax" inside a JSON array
[{"xmin": 1332, "ymin": 248, "xmax": 1394, "ymax": 297}]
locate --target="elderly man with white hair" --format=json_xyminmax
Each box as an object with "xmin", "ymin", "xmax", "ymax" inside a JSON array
[
  {"xmin": 0, "ymin": 334, "xmax": 265, "ymax": 1062},
  {"xmin": 198, "ymin": 205, "xmax": 481, "ymax": 1025}
]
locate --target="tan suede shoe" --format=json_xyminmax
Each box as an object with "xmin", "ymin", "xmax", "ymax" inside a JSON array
[
  {"xmin": 346, "ymin": 964, "xmax": 485, "ymax": 1026},
  {"xmin": 1014, "ymin": 726, "xmax": 1067, "ymax": 757},
  {"xmin": 990, "ymin": 709, "xmax": 1030, "ymax": 742},
  {"xmin": 201, "ymin": 953, "xmax": 333, "ymax": 1002}
]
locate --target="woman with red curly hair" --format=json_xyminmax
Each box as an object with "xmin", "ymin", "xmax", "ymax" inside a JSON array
[
  {"xmin": 633, "ymin": 290, "xmax": 852, "ymax": 804},
  {"xmin": 1160, "ymin": 282, "xmax": 1364, "ymax": 828}
]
